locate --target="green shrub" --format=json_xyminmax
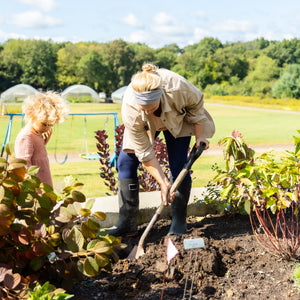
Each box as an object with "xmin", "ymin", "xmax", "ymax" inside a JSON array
[
  {"xmin": 0, "ymin": 145, "xmax": 123, "ymax": 298},
  {"xmin": 201, "ymin": 129, "xmax": 300, "ymax": 260}
]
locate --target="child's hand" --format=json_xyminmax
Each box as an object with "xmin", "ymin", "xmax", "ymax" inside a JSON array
[{"xmin": 43, "ymin": 128, "xmax": 52, "ymax": 145}]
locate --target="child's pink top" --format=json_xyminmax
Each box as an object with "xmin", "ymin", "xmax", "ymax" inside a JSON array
[{"xmin": 15, "ymin": 127, "xmax": 53, "ymax": 187}]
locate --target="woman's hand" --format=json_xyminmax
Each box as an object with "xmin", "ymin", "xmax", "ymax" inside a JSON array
[
  {"xmin": 142, "ymin": 157, "xmax": 174, "ymax": 206},
  {"xmin": 43, "ymin": 128, "xmax": 52, "ymax": 145},
  {"xmin": 196, "ymin": 136, "xmax": 209, "ymax": 150},
  {"xmin": 194, "ymin": 124, "xmax": 209, "ymax": 149},
  {"xmin": 160, "ymin": 181, "xmax": 172, "ymax": 206}
]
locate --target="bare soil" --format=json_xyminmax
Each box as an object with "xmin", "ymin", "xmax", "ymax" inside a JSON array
[{"xmin": 72, "ymin": 213, "xmax": 300, "ymax": 299}]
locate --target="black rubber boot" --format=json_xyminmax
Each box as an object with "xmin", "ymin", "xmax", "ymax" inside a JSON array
[
  {"xmin": 107, "ymin": 178, "xmax": 139, "ymax": 237},
  {"xmin": 168, "ymin": 176, "xmax": 192, "ymax": 236}
]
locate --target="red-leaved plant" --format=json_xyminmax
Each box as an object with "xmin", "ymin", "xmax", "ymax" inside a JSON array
[{"xmin": 95, "ymin": 124, "xmax": 171, "ymax": 195}]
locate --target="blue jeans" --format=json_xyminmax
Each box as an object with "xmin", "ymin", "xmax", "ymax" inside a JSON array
[{"xmin": 117, "ymin": 130, "xmax": 191, "ymax": 180}]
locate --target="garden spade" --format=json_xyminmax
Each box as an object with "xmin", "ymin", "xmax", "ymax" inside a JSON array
[{"xmin": 128, "ymin": 142, "xmax": 207, "ymax": 259}]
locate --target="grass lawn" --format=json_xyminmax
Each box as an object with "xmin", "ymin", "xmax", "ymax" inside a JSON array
[{"xmin": 1, "ymin": 100, "xmax": 299, "ymax": 198}]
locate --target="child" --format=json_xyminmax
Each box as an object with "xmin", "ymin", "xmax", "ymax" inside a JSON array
[{"xmin": 15, "ymin": 91, "xmax": 69, "ymax": 187}]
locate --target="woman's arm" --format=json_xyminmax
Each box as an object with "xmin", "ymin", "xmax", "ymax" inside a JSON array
[{"xmin": 142, "ymin": 157, "xmax": 172, "ymax": 206}]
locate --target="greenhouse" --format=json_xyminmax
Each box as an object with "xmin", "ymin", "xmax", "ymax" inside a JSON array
[
  {"xmin": 111, "ymin": 86, "xmax": 127, "ymax": 103},
  {"xmin": 61, "ymin": 85, "xmax": 99, "ymax": 103},
  {"xmin": 0, "ymin": 84, "xmax": 38, "ymax": 104}
]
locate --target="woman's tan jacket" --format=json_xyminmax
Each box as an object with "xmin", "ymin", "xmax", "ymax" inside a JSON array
[{"xmin": 121, "ymin": 68, "xmax": 215, "ymax": 162}]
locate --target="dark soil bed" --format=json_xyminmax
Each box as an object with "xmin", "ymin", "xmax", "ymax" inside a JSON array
[{"xmin": 72, "ymin": 214, "xmax": 299, "ymax": 299}]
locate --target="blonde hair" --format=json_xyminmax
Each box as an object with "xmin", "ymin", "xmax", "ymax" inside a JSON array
[
  {"xmin": 23, "ymin": 91, "xmax": 69, "ymax": 125},
  {"xmin": 131, "ymin": 63, "xmax": 162, "ymax": 92}
]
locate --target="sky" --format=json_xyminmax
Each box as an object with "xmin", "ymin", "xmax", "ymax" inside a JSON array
[{"xmin": 1, "ymin": 0, "xmax": 300, "ymax": 49}]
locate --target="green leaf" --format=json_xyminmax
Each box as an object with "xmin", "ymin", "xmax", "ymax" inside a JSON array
[
  {"xmin": 2, "ymin": 187, "xmax": 14, "ymax": 206},
  {"xmin": 95, "ymin": 253, "xmax": 109, "ymax": 267},
  {"xmin": 244, "ymin": 199, "xmax": 251, "ymax": 215},
  {"xmin": 19, "ymin": 179, "xmax": 38, "ymax": 192},
  {"xmin": 66, "ymin": 202, "xmax": 81, "ymax": 216},
  {"xmin": 220, "ymin": 184, "xmax": 234, "ymax": 200},
  {"xmin": 77, "ymin": 260, "xmax": 84, "ymax": 274},
  {"xmin": 65, "ymin": 227, "xmax": 85, "ymax": 252},
  {"xmin": 83, "ymin": 257, "xmax": 99, "ymax": 277},
  {"xmin": 261, "ymin": 187, "xmax": 278, "ymax": 198},
  {"xmin": 38, "ymin": 194, "xmax": 53, "ymax": 210},
  {"xmin": 93, "ymin": 211, "xmax": 107, "ymax": 221},
  {"xmin": 86, "ymin": 217, "xmax": 100, "ymax": 231},
  {"xmin": 40, "ymin": 183, "xmax": 53, "ymax": 193},
  {"xmin": 16, "ymin": 192, "xmax": 33, "ymax": 206},
  {"xmin": 28, "ymin": 165, "xmax": 40, "ymax": 175},
  {"xmin": 55, "ymin": 206, "xmax": 73, "ymax": 223},
  {"xmin": 2, "ymin": 179, "xmax": 17, "ymax": 188},
  {"xmin": 37, "ymin": 207, "xmax": 51, "ymax": 221},
  {"xmin": 87, "ymin": 239, "xmax": 98, "ymax": 250},
  {"xmin": 0, "ymin": 157, "xmax": 7, "ymax": 166},
  {"xmin": 94, "ymin": 241, "xmax": 111, "ymax": 253},
  {"xmin": 239, "ymin": 178, "xmax": 254, "ymax": 187},
  {"xmin": 101, "ymin": 235, "xmax": 116, "ymax": 244},
  {"xmin": 29, "ymin": 256, "xmax": 43, "ymax": 271},
  {"xmin": 71, "ymin": 190, "xmax": 86, "ymax": 203},
  {"xmin": 81, "ymin": 222, "xmax": 98, "ymax": 239},
  {"xmin": 293, "ymin": 135, "xmax": 300, "ymax": 155},
  {"xmin": 85, "ymin": 198, "xmax": 95, "ymax": 210},
  {"xmin": 79, "ymin": 208, "xmax": 91, "ymax": 217}
]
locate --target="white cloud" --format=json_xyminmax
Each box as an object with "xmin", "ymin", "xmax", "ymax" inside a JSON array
[
  {"xmin": 33, "ymin": 35, "xmax": 82, "ymax": 44},
  {"xmin": 212, "ymin": 19, "xmax": 254, "ymax": 33},
  {"xmin": 122, "ymin": 14, "xmax": 143, "ymax": 28},
  {"xmin": 125, "ymin": 30, "xmax": 148, "ymax": 44},
  {"xmin": 0, "ymin": 29, "xmax": 27, "ymax": 42},
  {"xmin": 152, "ymin": 12, "xmax": 188, "ymax": 36},
  {"xmin": 10, "ymin": 11, "xmax": 62, "ymax": 28},
  {"xmin": 193, "ymin": 27, "xmax": 210, "ymax": 40},
  {"xmin": 17, "ymin": 0, "xmax": 57, "ymax": 12}
]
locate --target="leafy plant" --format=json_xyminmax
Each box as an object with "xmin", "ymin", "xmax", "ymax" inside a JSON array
[
  {"xmin": 201, "ymin": 130, "xmax": 254, "ymax": 215},
  {"xmin": 26, "ymin": 281, "xmax": 73, "ymax": 300},
  {"xmin": 0, "ymin": 145, "xmax": 123, "ymax": 299},
  {"xmin": 203, "ymin": 129, "xmax": 300, "ymax": 260},
  {"xmin": 95, "ymin": 124, "xmax": 171, "ymax": 195}
]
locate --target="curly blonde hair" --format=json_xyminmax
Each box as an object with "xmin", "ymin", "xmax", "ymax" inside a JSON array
[
  {"xmin": 23, "ymin": 91, "xmax": 69, "ymax": 125},
  {"xmin": 131, "ymin": 63, "xmax": 162, "ymax": 92}
]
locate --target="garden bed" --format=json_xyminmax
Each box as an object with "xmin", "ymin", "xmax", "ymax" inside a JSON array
[{"xmin": 72, "ymin": 214, "xmax": 299, "ymax": 299}]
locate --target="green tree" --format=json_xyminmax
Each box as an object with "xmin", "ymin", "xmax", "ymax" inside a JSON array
[
  {"xmin": 21, "ymin": 40, "xmax": 60, "ymax": 89},
  {"xmin": 154, "ymin": 43, "xmax": 181, "ymax": 69},
  {"xmin": 263, "ymin": 38, "xmax": 300, "ymax": 67},
  {"xmin": 190, "ymin": 37, "xmax": 223, "ymax": 58},
  {"xmin": 128, "ymin": 43, "xmax": 155, "ymax": 71},
  {"xmin": 242, "ymin": 55, "xmax": 279, "ymax": 97},
  {"xmin": 0, "ymin": 39, "xmax": 27, "ymax": 91},
  {"xmin": 272, "ymin": 64, "xmax": 300, "ymax": 98},
  {"xmin": 102, "ymin": 39, "xmax": 135, "ymax": 93},
  {"xmin": 56, "ymin": 42, "xmax": 90, "ymax": 89},
  {"xmin": 172, "ymin": 38, "xmax": 222, "ymax": 84},
  {"xmin": 76, "ymin": 49, "xmax": 108, "ymax": 91}
]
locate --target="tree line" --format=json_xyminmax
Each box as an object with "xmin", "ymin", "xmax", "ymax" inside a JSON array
[{"xmin": 1, "ymin": 37, "xmax": 300, "ymax": 99}]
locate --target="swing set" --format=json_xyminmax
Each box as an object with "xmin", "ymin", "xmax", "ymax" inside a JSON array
[{"xmin": 0, "ymin": 108, "xmax": 120, "ymax": 166}]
